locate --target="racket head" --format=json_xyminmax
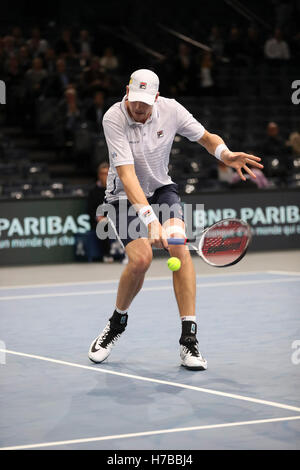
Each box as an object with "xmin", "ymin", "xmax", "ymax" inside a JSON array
[{"xmin": 198, "ymin": 218, "xmax": 252, "ymax": 267}]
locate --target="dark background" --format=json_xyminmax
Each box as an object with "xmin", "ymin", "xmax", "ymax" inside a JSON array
[{"xmin": 0, "ymin": 0, "xmax": 299, "ymax": 264}]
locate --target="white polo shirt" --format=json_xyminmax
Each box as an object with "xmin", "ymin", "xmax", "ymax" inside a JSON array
[{"xmin": 103, "ymin": 95, "xmax": 205, "ymax": 203}]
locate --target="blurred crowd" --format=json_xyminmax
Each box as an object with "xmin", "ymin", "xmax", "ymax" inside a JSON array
[
  {"xmin": 167, "ymin": 25, "xmax": 298, "ymax": 97},
  {"xmin": 0, "ymin": 20, "xmax": 299, "ymax": 125},
  {"xmin": 0, "ymin": 26, "xmax": 122, "ymax": 128},
  {"xmin": 0, "ymin": 12, "xmax": 299, "ymax": 190}
]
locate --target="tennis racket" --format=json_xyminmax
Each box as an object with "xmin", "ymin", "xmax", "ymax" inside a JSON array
[{"xmin": 167, "ymin": 218, "xmax": 252, "ymax": 267}]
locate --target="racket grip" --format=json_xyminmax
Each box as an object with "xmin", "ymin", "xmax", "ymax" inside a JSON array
[{"xmin": 167, "ymin": 238, "xmax": 187, "ymax": 245}]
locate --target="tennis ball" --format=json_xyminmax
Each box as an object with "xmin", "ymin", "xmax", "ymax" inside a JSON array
[{"xmin": 167, "ymin": 257, "xmax": 181, "ymax": 271}]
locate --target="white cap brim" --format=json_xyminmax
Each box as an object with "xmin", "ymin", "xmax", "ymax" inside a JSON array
[{"xmin": 128, "ymin": 90, "xmax": 156, "ymax": 105}]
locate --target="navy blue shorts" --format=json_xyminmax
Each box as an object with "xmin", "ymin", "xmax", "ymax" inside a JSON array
[{"xmin": 108, "ymin": 184, "xmax": 184, "ymax": 248}]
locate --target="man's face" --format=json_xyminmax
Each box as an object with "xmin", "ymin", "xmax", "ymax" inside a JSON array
[
  {"xmin": 127, "ymin": 100, "xmax": 153, "ymax": 123},
  {"xmin": 125, "ymin": 86, "xmax": 158, "ymax": 123}
]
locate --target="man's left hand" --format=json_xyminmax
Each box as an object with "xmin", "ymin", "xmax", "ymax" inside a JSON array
[{"xmin": 221, "ymin": 150, "xmax": 264, "ymax": 181}]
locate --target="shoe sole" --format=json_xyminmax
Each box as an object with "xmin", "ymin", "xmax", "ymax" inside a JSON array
[
  {"xmin": 88, "ymin": 355, "xmax": 106, "ymax": 364},
  {"xmin": 88, "ymin": 352, "xmax": 109, "ymax": 364},
  {"xmin": 181, "ymin": 363, "xmax": 207, "ymax": 371}
]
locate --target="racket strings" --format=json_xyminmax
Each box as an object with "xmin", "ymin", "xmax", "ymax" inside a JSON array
[{"xmin": 200, "ymin": 220, "xmax": 251, "ymax": 267}]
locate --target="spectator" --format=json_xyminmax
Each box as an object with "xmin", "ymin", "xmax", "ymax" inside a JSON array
[
  {"xmin": 244, "ymin": 26, "xmax": 263, "ymax": 66},
  {"xmin": 208, "ymin": 26, "xmax": 224, "ymax": 60},
  {"xmin": 25, "ymin": 57, "xmax": 48, "ymax": 97},
  {"xmin": 3, "ymin": 35, "xmax": 17, "ymax": 59},
  {"xmin": 199, "ymin": 51, "xmax": 215, "ymax": 95},
  {"xmin": 11, "ymin": 26, "xmax": 24, "ymax": 48},
  {"xmin": 4, "ymin": 56, "xmax": 25, "ymax": 124},
  {"xmin": 18, "ymin": 45, "xmax": 31, "ymax": 73},
  {"xmin": 85, "ymin": 90, "xmax": 105, "ymax": 131},
  {"xmin": 286, "ymin": 127, "xmax": 300, "ymax": 156},
  {"xmin": 99, "ymin": 46, "xmax": 119, "ymax": 71},
  {"xmin": 77, "ymin": 29, "xmax": 93, "ymax": 59},
  {"xmin": 45, "ymin": 58, "xmax": 71, "ymax": 98},
  {"xmin": 87, "ymin": 162, "xmax": 113, "ymax": 262},
  {"xmin": 262, "ymin": 122, "xmax": 290, "ymax": 156},
  {"xmin": 264, "ymin": 28, "xmax": 290, "ymax": 60},
  {"xmin": 24, "ymin": 57, "xmax": 48, "ymax": 127},
  {"xmin": 44, "ymin": 47, "xmax": 57, "ymax": 74},
  {"xmin": 224, "ymin": 26, "xmax": 247, "ymax": 65},
  {"xmin": 170, "ymin": 43, "xmax": 197, "ymax": 95},
  {"xmin": 57, "ymin": 87, "xmax": 82, "ymax": 145},
  {"xmin": 27, "ymin": 27, "xmax": 49, "ymax": 57},
  {"xmin": 80, "ymin": 56, "xmax": 110, "ymax": 97},
  {"xmin": 55, "ymin": 28, "xmax": 76, "ymax": 59}
]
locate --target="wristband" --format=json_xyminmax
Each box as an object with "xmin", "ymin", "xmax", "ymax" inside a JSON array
[
  {"xmin": 138, "ymin": 205, "xmax": 158, "ymax": 226},
  {"xmin": 215, "ymin": 143, "xmax": 229, "ymax": 160}
]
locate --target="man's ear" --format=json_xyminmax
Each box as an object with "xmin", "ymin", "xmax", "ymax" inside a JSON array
[
  {"xmin": 126, "ymin": 85, "xmax": 129, "ymax": 96},
  {"xmin": 155, "ymin": 92, "xmax": 160, "ymax": 102}
]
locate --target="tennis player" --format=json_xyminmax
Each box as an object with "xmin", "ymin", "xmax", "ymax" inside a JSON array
[{"xmin": 88, "ymin": 69, "xmax": 263, "ymax": 370}]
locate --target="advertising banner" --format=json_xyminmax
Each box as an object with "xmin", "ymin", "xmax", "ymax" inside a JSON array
[
  {"xmin": 0, "ymin": 198, "xmax": 90, "ymax": 265},
  {"xmin": 0, "ymin": 189, "xmax": 299, "ymax": 265},
  {"xmin": 183, "ymin": 189, "xmax": 300, "ymax": 251}
]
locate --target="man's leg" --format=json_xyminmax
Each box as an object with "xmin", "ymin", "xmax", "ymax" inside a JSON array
[
  {"xmin": 115, "ymin": 238, "xmax": 152, "ymax": 309},
  {"xmin": 163, "ymin": 218, "xmax": 196, "ymax": 317},
  {"xmin": 88, "ymin": 238, "xmax": 152, "ymax": 363},
  {"xmin": 164, "ymin": 218, "xmax": 207, "ymax": 370},
  {"xmin": 170, "ymin": 246, "xmax": 196, "ymax": 318}
]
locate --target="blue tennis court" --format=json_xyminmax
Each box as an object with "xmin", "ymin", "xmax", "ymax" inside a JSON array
[{"xmin": 0, "ymin": 270, "xmax": 300, "ymax": 450}]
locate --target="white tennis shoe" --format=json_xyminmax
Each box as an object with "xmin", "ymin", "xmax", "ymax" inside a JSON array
[
  {"xmin": 88, "ymin": 314, "xmax": 127, "ymax": 364},
  {"xmin": 180, "ymin": 340, "xmax": 208, "ymax": 370},
  {"xmin": 179, "ymin": 321, "xmax": 207, "ymax": 370}
]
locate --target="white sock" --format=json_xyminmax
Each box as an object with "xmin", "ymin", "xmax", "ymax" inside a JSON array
[
  {"xmin": 116, "ymin": 307, "xmax": 128, "ymax": 315},
  {"xmin": 181, "ymin": 316, "xmax": 196, "ymax": 322}
]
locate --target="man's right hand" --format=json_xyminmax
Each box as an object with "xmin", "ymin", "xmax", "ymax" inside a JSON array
[{"xmin": 148, "ymin": 220, "xmax": 169, "ymax": 250}]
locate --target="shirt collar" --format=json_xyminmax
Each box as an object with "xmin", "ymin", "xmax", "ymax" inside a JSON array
[{"xmin": 120, "ymin": 95, "xmax": 158, "ymax": 127}]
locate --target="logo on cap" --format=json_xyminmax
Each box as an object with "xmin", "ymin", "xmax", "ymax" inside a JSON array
[{"xmin": 139, "ymin": 82, "xmax": 147, "ymax": 89}]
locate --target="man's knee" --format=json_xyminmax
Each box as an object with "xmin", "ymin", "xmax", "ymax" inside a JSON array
[
  {"xmin": 168, "ymin": 245, "xmax": 191, "ymax": 263},
  {"xmin": 127, "ymin": 242, "xmax": 153, "ymax": 274}
]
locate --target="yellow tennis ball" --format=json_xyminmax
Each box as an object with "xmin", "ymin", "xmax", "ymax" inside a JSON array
[{"xmin": 167, "ymin": 257, "xmax": 181, "ymax": 271}]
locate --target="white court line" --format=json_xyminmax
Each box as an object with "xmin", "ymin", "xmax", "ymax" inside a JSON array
[
  {"xmin": 2, "ymin": 349, "xmax": 300, "ymax": 414},
  {"xmin": 1, "ymin": 276, "xmax": 300, "ymax": 301},
  {"xmin": 0, "ymin": 276, "xmax": 169, "ymax": 290},
  {"xmin": 0, "ymin": 271, "xmax": 265, "ymax": 290},
  {"xmin": 267, "ymin": 270, "xmax": 300, "ymax": 276},
  {"xmin": 1, "ymin": 415, "xmax": 300, "ymax": 450}
]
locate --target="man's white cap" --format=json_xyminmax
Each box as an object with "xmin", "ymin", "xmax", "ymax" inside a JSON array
[{"xmin": 128, "ymin": 69, "xmax": 159, "ymax": 105}]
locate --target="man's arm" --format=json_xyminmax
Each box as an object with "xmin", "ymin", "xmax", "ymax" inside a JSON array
[
  {"xmin": 116, "ymin": 164, "xmax": 149, "ymax": 208},
  {"xmin": 116, "ymin": 164, "xmax": 168, "ymax": 249},
  {"xmin": 198, "ymin": 129, "xmax": 263, "ymax": 181}
]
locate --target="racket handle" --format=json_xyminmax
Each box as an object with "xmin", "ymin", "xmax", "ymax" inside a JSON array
[{"xmin": 167, "ymin": 238, "xmax": 187, "ymax": 245}]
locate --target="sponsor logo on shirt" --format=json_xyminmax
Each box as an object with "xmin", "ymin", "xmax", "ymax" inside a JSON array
[
  {"xmin": 157, "ymin": 130, "xmax": 164, "ymax": 138},
  {"xmin": 139, "ymin": 82, "xmax": 147, "ymax": 89}
]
